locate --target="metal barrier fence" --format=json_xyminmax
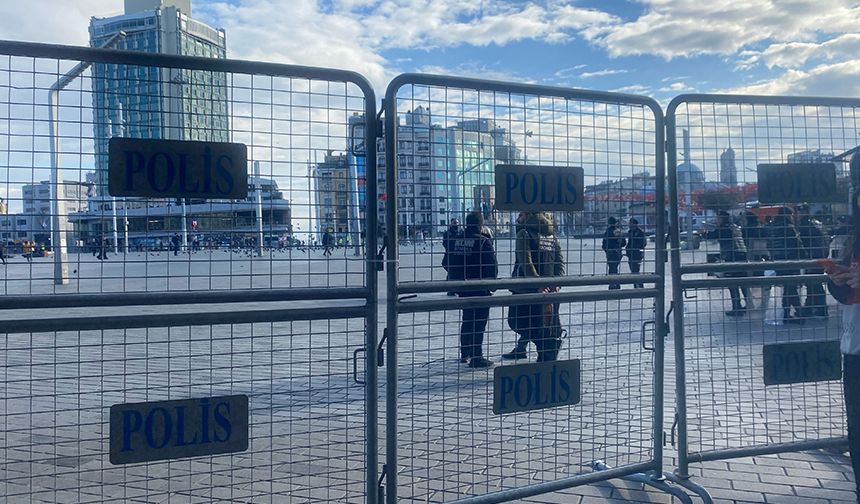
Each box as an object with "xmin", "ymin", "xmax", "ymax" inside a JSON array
[
  {"xmin": 0, "ymin": 41, "xmax": 379, "ymax": 503},
  {"xmin": 382, "ymin": 74, "xmax": 683, "ymax": 503},
  {"xmin": 666, "ymin": 94, "xmax": 860, "ymax": 502}
]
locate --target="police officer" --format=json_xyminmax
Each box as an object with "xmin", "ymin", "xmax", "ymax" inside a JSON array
[
  {"xmin": 602, "ymin": 217, "xmax": 625, "ymax": 289},
  {"xmin": 626, "ymin": 218, "xmax": 647, "ymax": 288},
  {"xmin": 442, "ymin": 211, "xmax": 498, "ymax": 368}
]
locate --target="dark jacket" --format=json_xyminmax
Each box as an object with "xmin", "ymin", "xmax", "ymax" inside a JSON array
[
  {"xmin": 706, "ymin": 223, "xmax": 747, "ymax": 262},
  {"xmin": 442, "ymin": 227, "xmax": 498, "ymax": 296},
  {"xmin": 442, "ymin": 225, "xmax": 462, "ymax": 251},
  {"xmin": 602, "ymin": 224, "xmax": 626, "ymax": 261},
  {"xmin": 797, "ymin": 216, "xmax": 828, "ymax": 259},
  {"xmin": 626, "ymin": 227, "xmax": 647, "ymax": 261},
  {"xmin": 515, "ymin": 213, "xmax": 565, "ymax": 280},
  {"xmin": 766, "ymin": 217, "xmax": 805, "ymax": 260},
  {"xmin": 322, "ymin": 232, "xmax": 334, "ymax": 247}
]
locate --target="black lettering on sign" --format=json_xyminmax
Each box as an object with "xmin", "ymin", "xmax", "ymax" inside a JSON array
[
  {"xmin": 756, "ymin": 163, "xmax": 839, "ymax": 204},
  {"xmin": 762, "ymin": 340, "xmax": 842, "ymax": 386},
  {"xmin": 493, "ymin": 359, "xmax": 581, "ymax": 414},
  {"xmin": 108, "ymin": 138, "xmax": 248, "ymax": 200},
  {"xmin": 495, "ymin": 165, "xmax": 585, "ymax": 211},
  {"xmin": 109, "ymin": 395, "xmax": 249, "ymax": 465}
]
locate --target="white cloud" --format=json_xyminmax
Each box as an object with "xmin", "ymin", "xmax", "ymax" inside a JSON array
[
  {"xmin": 746, "ymin": 33, "xmax": 860, "ymax": 69},
  {"xmin": 585, "ymin": 0, "xmax": 860, "ymax": 60},
  {"xmin": 659, "ymin": 81, "xmax": 693, "ymax": 92},
  {"xmin": 415, "ymin": 63, "xmax": 533, "ymax": 84},
  {"xmin": 579, "ymin": 68, "xmax": 627, "ymax": 79},
  {"xmin": 0, "ymin": 0, "xmax": 120, "ymax": 46},
  {"xmin": 726, "ymin": 59, "xmax": 860, "ymax": 97}
]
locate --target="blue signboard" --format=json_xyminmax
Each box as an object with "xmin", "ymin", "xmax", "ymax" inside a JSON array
[{"xmin": 109, "ymin": 395, "xmax": 249, "ymax": 464}]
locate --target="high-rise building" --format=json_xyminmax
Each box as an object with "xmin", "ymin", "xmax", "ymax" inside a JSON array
[
  {"xmin": 89, "ymin": 0, "xmax": 228, "ymax": 192},
  {"xmin": 313, "ymin": 152, "xmax": 353, "ymax": 238},
  {"xmin": 720, "ymin": 147, "xmax": 737, "ymax": 186}
]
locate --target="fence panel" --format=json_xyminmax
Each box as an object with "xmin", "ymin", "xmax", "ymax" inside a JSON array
[
  {"xmin": 666, "ymin": 94, "xmax": 859, "ymax": 500},
  {"xmin": 383, "ymin": 74, "xmax": 672, "ymax": 503},
  {"xmin": 0, "ymin": 41, "xmax": 379, "ymax": 503}
]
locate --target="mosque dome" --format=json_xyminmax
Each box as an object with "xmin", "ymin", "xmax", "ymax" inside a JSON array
[{"xmin": 677, "ymin": 161, "xmax": 705, "ymax": 187}]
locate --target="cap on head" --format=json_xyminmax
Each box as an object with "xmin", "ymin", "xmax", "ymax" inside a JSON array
[
  {"xmin": 717, "ymin": 210, "xmax": 730, "ymax": 218},
  {"xmin": 465, "ymin": 210, "xmax": 483, "ymax": 229},
  {"xmin": 607, "ymin": 217, "xmax": 617, "ymax": 225},
  {"xmin": 629, "ymin": 218, "xmax": 639, "ymax": 225}
]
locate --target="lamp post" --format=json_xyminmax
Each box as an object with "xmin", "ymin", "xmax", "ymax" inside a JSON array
[{"xmin": 49, "ymin": 31, "xmax": 125, "ymax": 284}]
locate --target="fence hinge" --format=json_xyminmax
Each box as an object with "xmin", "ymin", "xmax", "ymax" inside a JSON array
[
  {"xmin": 376, "ymin": 101, "xmax": 385, "ymax": 139},
  {"xmin": 376, "ymin": 243, "xmax": 387, "ymax": 271},
  {"xmin": 377, "ymin": 328, "xmax": 388, "ymax": 367},
  {"xmin": 378, "ymin": 464, "xmax": 387, "ymax": 504},
  {"xmin": 671, "ymin": 413, "xmax": 679, "ymax": 447}
]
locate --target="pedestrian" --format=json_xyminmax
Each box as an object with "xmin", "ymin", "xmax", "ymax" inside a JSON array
[
  {"xmin": 766, "ymin": 207, "xmax": 805, "ymax": 324},
  {"xmin": 322, "ymin": 228, "xmax": 334, "ymax": 257},
  {"xmin": 171, "ymin": 234, "xmax": 181, "ymax": 256},
  {"xmin": 602, "ymin": 217, "xmax": 625, "ymax": 289},
  {"xmin": 442, "ymin": 211, "xmax": 497, "ymax": 369},
  {"xmin": 797, "ymin": 203, "xmax": 829, "ymax": 318},
  {"xmin": 23, "ymin": 241, "xmax": 33, "ymax": 263},
  {"xmin": 823, "ymin": 190, "xmax": 860, "ymax": 501},
  {"xmin": 442, "ymin": 218, "xmax": 462, "ymax": 296},
  {"xmin": 626, "ymin": 218, "xmax": 647, "ymax": 288},
  {"xmin": 96, "ymin": 237, "xmax": 109, "ymax": 261},
  {"xmin": 705, "ymin": 210, "xmax": 751, "ymax": 316},
  {"xmin": 0, "ymin": 241, "xmax": 6, "ymax": 265},
  {"xmin": 503, "ymin": 211, "xmax": 531, "ymax": 359},
  {"xmin": 502, "ymin": 212, "xmax": 565, "ymax": 362}
]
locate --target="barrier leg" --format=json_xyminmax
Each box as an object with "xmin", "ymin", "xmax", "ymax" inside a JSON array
[
  {"xmin": 591, "ymin": 461, "xmax": 694, "ymax": 504},
  {"xmin": 663, "ymin": 473, "xmax": 714, "ymax": 504}
]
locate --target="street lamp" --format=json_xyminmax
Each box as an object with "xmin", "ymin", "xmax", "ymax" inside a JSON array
[{"xmin": 49, "ymin": 31, "xmax": 125, "ymax": 284}]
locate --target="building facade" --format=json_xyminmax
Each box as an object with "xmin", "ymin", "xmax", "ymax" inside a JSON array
[
  {"xmin": 89, "ymin": 0, "xmax": 228, "ymax": 193},
  {"xmin": 720, "ymin": 147, "xmax": 737, "ymax": 186}
]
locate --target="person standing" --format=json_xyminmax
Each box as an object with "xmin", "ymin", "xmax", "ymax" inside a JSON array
[
  {"xmin": 503, "ymin": 212, "xmax": 531, "ymax": 359},
  {"xmin": 442, "ymin": 211, "xmax": 497, "ymax": 369},
  {"xmin": 797, "ymin": 203, "xmax": 830, "ymax": 318},
  {"xmin": 170, "ymin": 233, "xmax": 181, "ymax": 256},
  {"xmin": 96, "ymin": 237, "xmax": 109, "ymax": 261},
  {"xmin": 602, "ymin": 217, "xmax": 625, "ymax": 289},
  {"xmin": 442, "ymin": 218, "xmax": 462, "ymax": 296},
  {"xmin": 322, "ymin": 228, "xmax": 334, "ymax": 257},
  {"xmin": 503, "ymin": 212, "xmax": 565, "ymax": 362},
  {"xmin": 626, "ymin": 218, "xmax": 647, "ymax": 288},
  {"xmin": 0, "ymin": 241, "xmax": 6, "ymax": 265},
  {"xmin": 824, "ymin": 191, "xmax": 860, "ymax": 502},
  {"xmin": 705, "ymin": 211, "xmax": 751, "ymax": 316},
  {"xmin": 767, "ymin": 207, "xmax": 805, "ymax": 324}
]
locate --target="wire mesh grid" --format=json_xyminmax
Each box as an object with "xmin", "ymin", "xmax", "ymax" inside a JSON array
[
  {"xmin": 670, "ymin": 99, "xmax": 858, "ymax": 457},
  {"xmin": 388, "ymin": 83, "xmax": 660, "ymax": 283},
  {"xmin": 1, "ymin": 318, "xmax": 369, "ymax": 503},
  {"xmin": 387, "ymin": 82, "xmax": 664, "ymax": 500},
  {"xmin": 392, "ymin": 299, "xmax": 656, "ymax": 501},
  {"xmin": 0, "ymin": 51, "xmax": 370, "ymax": 295}
]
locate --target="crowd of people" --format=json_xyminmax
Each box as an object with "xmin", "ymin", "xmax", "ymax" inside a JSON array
[{"xmin": 701, "ymin": 204, "xmax": 841, "ymax": 322}]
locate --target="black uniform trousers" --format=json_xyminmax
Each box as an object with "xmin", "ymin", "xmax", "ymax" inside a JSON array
[{"xmin": 459, "ymin": 293, "xmax": 490, "ymax": 360}]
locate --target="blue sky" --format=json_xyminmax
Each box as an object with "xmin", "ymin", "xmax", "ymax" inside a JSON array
[{"xmin": 4, "ymin": 0, "xmax": 860, "ymax": 102}]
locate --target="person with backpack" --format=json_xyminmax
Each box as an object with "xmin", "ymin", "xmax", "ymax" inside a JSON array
[
  {"xmin": 502, "ymin": 212, "xmax": 565, "ymax": 362},
  {"xmin": 767, "ymin": 207, "xmax": 806, "ymax": 324},
  {"xmin": 503, "ymin": 212, "xmax": 530, "ymax": 359},
  {"xmin": 704, "ymin": 210, "xmax": 751, "ymax": 316},
  {"xmin": 602, "ymin": 217, "xmax": 625, "ymax": 290},
  {"xmin": 797, "ymin": 203, "xmax": 829, "ymax": 318},
  {"xmin": 442, "ymin": 211, "xmax": 498, "ymax": 369},
  {"xmin": 626, "ymin": 218, "xmax": 647, "ymax": 288}
]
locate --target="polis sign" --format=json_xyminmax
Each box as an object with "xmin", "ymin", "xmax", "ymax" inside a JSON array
[
  {"xmin": 762, "ymin": 340, "xmax": 842, "ymax": 386},
  {"xmin": 756, "ymin": 163, "xmax": 839, "ymax": 204},
  {"xmin": 108, "ymin": 137, "xmax": 248, "ymax": 200},
  {"xmin": 109, "ymin": 395, "xmax": 249, "ymax": 464},
  {"xmin": 493, "ymin": 359, "xmax": 581, "ymax": 415},
  {"xmin": 495, "ymin": 164, "xmax": 585, "ymax": 211}
]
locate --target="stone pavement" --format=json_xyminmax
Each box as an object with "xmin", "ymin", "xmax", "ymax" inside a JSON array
[{"xmin": 0, "ymin": 241, "xmax": 856, "ymax": 503}]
